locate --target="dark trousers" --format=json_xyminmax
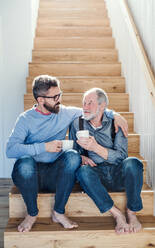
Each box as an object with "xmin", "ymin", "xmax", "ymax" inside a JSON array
[
  {"xmin": 12, "ymin": 150, "xmax": 81, "ymax": 216},
  {"xmin": 76, "ymin": 157, "xmax": 143, "ymax": 213}
]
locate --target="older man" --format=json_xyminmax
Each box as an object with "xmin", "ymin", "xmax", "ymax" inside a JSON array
[
  {"xmin": 69, "ymin": 88, "xmax": 143, "ymax": 235},
  {"xmin": 6, "ymin": 76, "xmax": 127, "ymax": 232}
]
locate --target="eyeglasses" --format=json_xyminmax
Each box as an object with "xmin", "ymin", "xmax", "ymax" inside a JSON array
[{"xmin": 38, "ymin": 92, "xmax": 62, "ymax": 102}]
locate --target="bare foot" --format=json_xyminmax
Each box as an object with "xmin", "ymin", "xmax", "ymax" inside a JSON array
[
  {"xmin": 127, "ymin": 209, "xmax": 142, "ymax": 233},
  {"xmin": 18, "ymin": 215, "xmax": 37, "ymax": 232},
  {"xmin": 109, "ymin": 206, "xmax": 129, "ymax": 235},
  {"xmin": 52, "ymin": 210, "xmax": 78, "ymax": 229}
]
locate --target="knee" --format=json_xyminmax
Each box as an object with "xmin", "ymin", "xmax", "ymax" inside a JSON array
[
  {"xmin": 12, "ymin": 156, "xmax": 36, "ymax": 179},
  {"xmin": 76, "ymin": 165, "xmax": 92, "ymax": 183},
  {"xmin": 123, "ymin": 157, "xmax": 143, "ymax": 176},
  {"xmin": 63, "ymin": 149, "xmax": 81, "ymax": 172}
]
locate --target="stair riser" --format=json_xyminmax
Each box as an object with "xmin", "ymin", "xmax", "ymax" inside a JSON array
[
  {"xmin": 32, "ymin": 51, "xmax": 118, "ymax": 63},
  {"xmin": 34, "ymin": 38, "xmax": 115, "ymax": 49},
  {"xmin": 9, "ymin": 188, "xmax": 152, "ymax": 218},
  {"xmin": 37, "ymin": 18, "xmax": 110, "ymax": 27},
  {"xmin": 27, "ymin": 80, "xmax": 124, "ymax": 94},
  {"xmin": 24, "ymin": 93, "xmax": 128, "ymax": 111},
  {"xmin": 38, "ymin": 9, "xmax": 108, "ymax": 18},
  {"xmin": 27, "ymin": 76, "xmax": 125, "ymax": 93},
  {"xmin": 29, "ymin": 63, "xmax": 121, "ymax": 77},
  {"xmin": 36, "ymin": 27, "xmax": 112, "ymax": 37},
  {"xmin": 5, "ymin": 232, "xmax": 155, "ymax": 248}
]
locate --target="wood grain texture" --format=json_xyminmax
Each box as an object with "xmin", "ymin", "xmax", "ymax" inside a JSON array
[
  {"xmin": 24, "ymin": 92, "xmax": 129, "ymax": 111},
  {"xmin": 32, "ymin": 49, "xmax": 118, "ymax": 63},
  {"xmin": 9, "ymin": 183, "xmax": 152, "ymax": 218},
  {"xmin": 37, "ymin": 18, "xmax": 110, "ymax": 27},
  {"xmin": 28, "ymin": 63, "xmax": 121, "ymax": 77},
  {"xmin": 4, "ymin": 216, "xmax": 155, "ymax": 248},
  {"xmin": 38, "ymin": 8, "xmax": 108, "ymax": 18},
  {"xmin": 36, "ymin": 26, "xmax": 112, "ymax": 37}
]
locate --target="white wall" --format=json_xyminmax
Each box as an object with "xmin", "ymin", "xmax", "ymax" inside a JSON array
[
  {"xmin": 127, "ymin": 0, "xmax": 155, "ymax": 75},
  {"xmin": 0, "ymin": 0, "xmax": 39, "ymax": 178},
  {"xmin": 106, "ymin": 0, "xmax": 155, "ymax": 189}
]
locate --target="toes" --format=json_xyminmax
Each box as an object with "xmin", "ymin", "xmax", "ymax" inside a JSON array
[
  {"xmin": 72, "ymin": 222, "xmax": 78, "ymax": 228},
  {"xmin": 18, "ymin": 225, "xmax": 24, "ymax": 232}
]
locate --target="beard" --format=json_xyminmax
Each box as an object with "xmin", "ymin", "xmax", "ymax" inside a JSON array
[
  {"xmin": 84, "ymin": 107, "xmax": 100, "ymax": 121},
  {"xmin": 43, "ymin": 102, "xmax": 60, "ymax": 113}
]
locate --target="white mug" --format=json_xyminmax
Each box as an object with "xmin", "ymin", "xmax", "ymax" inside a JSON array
[
  {"xmin": 62, "ymin": 140, "xmax": 73, "ymax": 151},
  {"xmin": 76, "ymin": 130, "xmax": 89, "ymax": 139}
]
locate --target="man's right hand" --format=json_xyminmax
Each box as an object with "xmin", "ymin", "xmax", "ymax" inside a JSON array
[
  {"xmin": 81, "ymin": 155, "xmax": 97, "ymax": 167},
  {"xmin": 45, "ymin": 140, "xmax": 62, "ymax": 153}
]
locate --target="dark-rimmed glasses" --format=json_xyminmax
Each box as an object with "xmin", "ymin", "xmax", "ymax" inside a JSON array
[{"xmin": 38, "ymin": 92, "xmax": 62, "ymax": 102}]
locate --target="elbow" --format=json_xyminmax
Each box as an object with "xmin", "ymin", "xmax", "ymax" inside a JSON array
[
  {"xmin": 6, "ymin": 148, "xmax": 13, "ymax": 158},
  {"xmin": 6, "ymin": 144, "xmax": 15, "ymax": 159}
]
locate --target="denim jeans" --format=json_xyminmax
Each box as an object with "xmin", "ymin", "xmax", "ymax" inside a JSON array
[
  {"xmin": 76, "ymin": 157, "xmax": 143, "ymax": 213},
  {"xmin": 12, "ymin": 149, "xmax": 81, "ymax": 216}
]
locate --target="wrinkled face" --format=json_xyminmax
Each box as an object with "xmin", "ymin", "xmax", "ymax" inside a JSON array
[
  {"xmin": 38, "ymin": 86, "xmax": 62, "ymax": 113},
  {"xmin": 83, "ymin": 92, "xmax": 101, "ymax": 121}
]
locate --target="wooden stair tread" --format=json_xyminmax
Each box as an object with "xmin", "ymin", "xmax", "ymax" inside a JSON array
[
  {"xmin": 32, "ymin": 49, "xmax": 117, "ymax": 51},
  {"xmin": 25, "ymin": 92, "xmax": 127, "ymax": 96},
  {"xmin": 5, "ymin": 216, "xmax": 155, "ymax": 233},
  {"xmin": 27, "ymin": 75, "xmax": 124, "ymax": 79},
  {"xmin": 29, "ymin": 62, "xmax": 121, "ymax": 65},
  {"xmin": 10, "ymin": 183, "xmax": 151, "ymax": 195},
  {"xmin": 35, "ymin": 37, "xmax": 114, "ymax": 40},
  {"xmin": 5, "ymin": 217, "xmax": 155, "ymax": 248},
  {"xmin": 37, "ymin": 19, "xmax": 110, "ymax": 27}
]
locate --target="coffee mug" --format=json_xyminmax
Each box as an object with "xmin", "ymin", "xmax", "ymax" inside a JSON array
[
  {"xmin": 62, "ymin": 140, "xmax": 73, "ymax": 151},
  {"xmin": 76, "ymin": 130, "xmax": 89, "ymax": 139}
]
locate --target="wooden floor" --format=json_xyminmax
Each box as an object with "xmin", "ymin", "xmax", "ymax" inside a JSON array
[{"xmin": 0, "ymin": 179, "xmax": 13, "ymax": 248}]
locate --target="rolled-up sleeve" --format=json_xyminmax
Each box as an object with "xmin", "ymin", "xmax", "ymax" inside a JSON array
[{"xmin": 107, "ymin": 128, "xmax": 128, "ymax": 165}]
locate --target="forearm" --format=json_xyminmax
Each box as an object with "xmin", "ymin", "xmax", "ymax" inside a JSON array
[
  {"xmin": 6, "ymin": 141, "xmax": 45, "ymax": 159},
  {"xmin": 94, "ymin": 143, "xmax": 108, "ymax": 160}
]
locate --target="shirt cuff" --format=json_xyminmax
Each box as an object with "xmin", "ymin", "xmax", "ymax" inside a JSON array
[{"xmin": 34, "ymin": 142, "xmax": 46, "ymax": 155}]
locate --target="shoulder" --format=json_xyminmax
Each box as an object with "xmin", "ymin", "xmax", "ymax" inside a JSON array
[
  {"xmin": 60, "ymin": 105, "xmax": 83, "ymax": 117},
  {"xmin": 15, "ymin": 108, "xmax": 35, "ymax": 124}
]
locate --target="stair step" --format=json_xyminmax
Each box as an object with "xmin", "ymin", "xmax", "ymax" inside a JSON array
[
  {"xmin": 39, "ymin": 2, "xmax": 106, "ymax": 8},
  {"xmin": 27, "ymin": 76, "xmax": 125, "ymax": 93},
  {"xmin": 4, "ymin": 216, "xmax": 155, "ymax": 248},
  {"xmin": 29, "ymin": 63, "xmax": 121, "ymax": 77},
  {"xmin": 9, "ymin": 183, "xmax": 152, "ymax": 218},
  {"xmin": 32, "ymin": 49, "xmax": 118, "ymax": 63},
  {"xmin": 38, "ymin": 8, "xmax": 108, "ymax": 18},
  {"xmin": 37, "ymin": 18, "xmax": 110, "ymax": 27},
  {"xmin": 34, "ymin": 38, "xmax": 115, "ymax": 49},
  {"xmin": 24, "ymin": 92, "xmax": 128, "ymax": 111},
  {"xmin": 36, "ymin": 26, "xmax": 112, "ymax": 38}
]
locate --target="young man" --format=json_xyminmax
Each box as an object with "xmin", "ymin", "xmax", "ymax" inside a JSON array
[
  {"xmin": 6, "ymin": 75, "xmax": 128, "ymax": 232},
  {"xmin": 69, "ymin": 88, "xmax": 143, "ymax": 235}
]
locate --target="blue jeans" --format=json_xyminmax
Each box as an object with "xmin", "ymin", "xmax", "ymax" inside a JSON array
[
  {"xmin": 12, "ymin": 149, "xmax": 81, "ymax": 216},
  {"xmin": 76, "ymin": 157, "xmax": 143, "ymax": 213}
]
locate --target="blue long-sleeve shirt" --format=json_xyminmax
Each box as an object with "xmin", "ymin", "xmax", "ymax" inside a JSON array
[
  {"xmin": 69, "ymin": 113, "xmax": 128, "ymax": 165},
  {"xmin": 6, "ymin": 105, "xmax": 82, "ymax": 163},
  {"xmin": 6, "ymin": 105, "xmax": 115, "ymax": 163}
]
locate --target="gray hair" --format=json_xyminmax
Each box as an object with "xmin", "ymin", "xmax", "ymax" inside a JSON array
[{"xmin": 83, "ymin": 88, "xmax": 109, "ymax": 106}]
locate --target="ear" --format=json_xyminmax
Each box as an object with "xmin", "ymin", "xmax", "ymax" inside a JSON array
[
  {"xmin": 37, "ymin": 97, "xmax": 44, "ymax": 105},
  {"xmin": 99, "ymin": 101, "xmax": 106, "ymax": 111}
]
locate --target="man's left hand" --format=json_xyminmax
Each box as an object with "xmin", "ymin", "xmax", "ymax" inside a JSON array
[{"xmin": 114, "ymin": 113, "xmax": 128, "ymax": 137}]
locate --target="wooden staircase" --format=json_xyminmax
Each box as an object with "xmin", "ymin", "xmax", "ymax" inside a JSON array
[{"xmin": 4, "ymin": 0, "xmax": 155, "ymax": 247}]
